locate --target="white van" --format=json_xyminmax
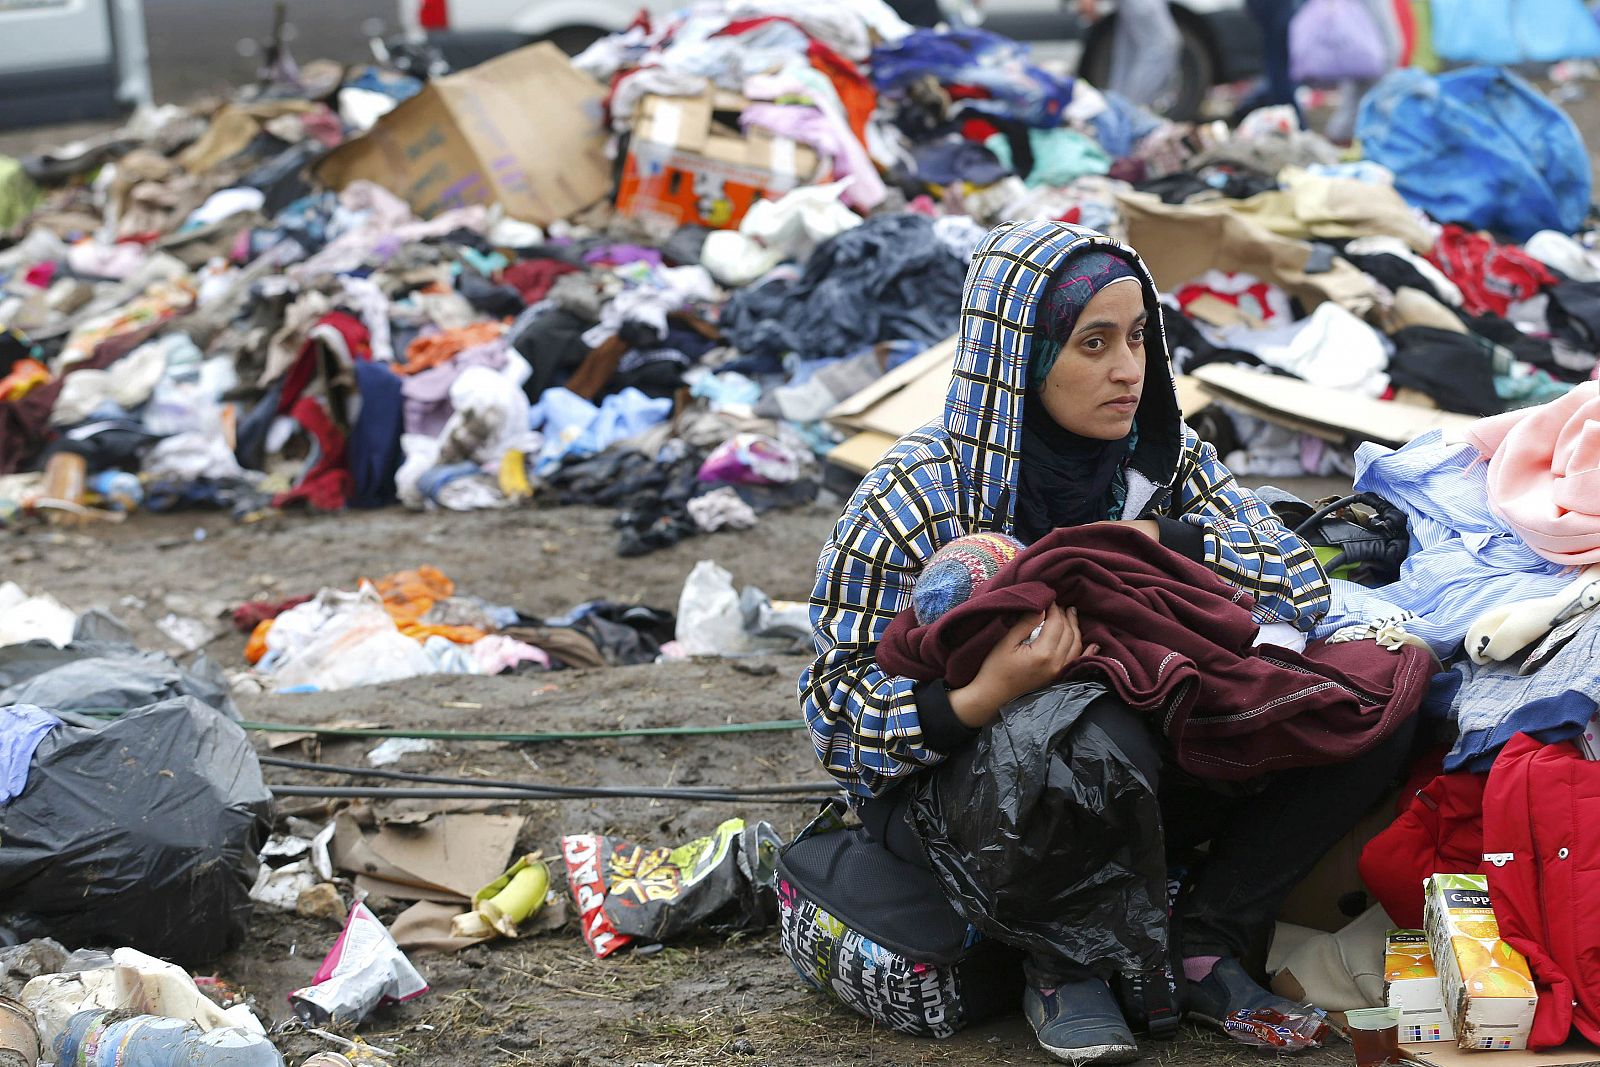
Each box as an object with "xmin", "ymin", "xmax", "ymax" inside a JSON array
[{"xmin": 0, "ymin": 0, "xmax": 151, "ymax": 130}]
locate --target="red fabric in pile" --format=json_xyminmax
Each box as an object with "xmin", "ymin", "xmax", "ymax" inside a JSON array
[
  {"xmin": 500, "ymin": 259, "xmax": 579, "ymax": 304},
  {"xmin": 231, "ymin": 595, "xmax": 314, "ymax": 633},
  {"xmin": 876, "ymin": 524, "xmax": 1433, "ymax": 781},
  {"xmin": 1429, "ymin": 224, "xmax": 1556, "ymax": 317},
  {"xmin": 1484, "ymin": 734, "xmax": 1600, "ymax": 1050},
  {"xmin": 277, "ymin": 310, "xmax": 371, "ymax": 416},
  {"xmin": 1358, "ymin": 764, "xmax": 1487, "ymax": 928},
  {"xmin": 271, "ymin": 396, "xmax": 352, "ymax": 511}
]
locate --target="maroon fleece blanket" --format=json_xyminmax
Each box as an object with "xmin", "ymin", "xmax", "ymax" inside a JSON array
[{"xmin": 877, "ymin": 525, "xmax": 1433, "ymax": 780}]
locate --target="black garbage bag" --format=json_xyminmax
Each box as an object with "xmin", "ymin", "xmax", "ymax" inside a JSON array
[
  {"xmin": 0, "ymin": 697, "xmax": 273, "ymax": 963},
  {"xmin": 0, "ymin": 614, "xmax": 236, "ymax": 718},
  {"xmin": 908, "ymin": 682, "xmax": 1169, "ymax": 977},
  {"xmin": 0, "ymin": 650, "xmax": 236, "ymax": 719}
]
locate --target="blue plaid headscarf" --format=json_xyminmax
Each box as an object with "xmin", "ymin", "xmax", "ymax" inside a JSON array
[{"xmin": 1028, "ymin": 250, "xmax": 1142, "ymax": 386}]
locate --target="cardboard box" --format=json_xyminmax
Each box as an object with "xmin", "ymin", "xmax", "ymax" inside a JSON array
[
  {"xmin": 1384, "ymin": 929, "xmax": 1454, "ymax": 1044},
  {"xmin": 1275, "ymin": 788, "xmax": 1401, "ymax": 933},
  {"xmin": 316, "ymin": 42, "xmax": 610, "ymax": 225},
  {"xmin": 1423, "ymin": 874, "xmax": 1538, "ymax": 1051},
  {"xmin": 616, "ymin": 90, "xmax": 819, "ymax": 230}
]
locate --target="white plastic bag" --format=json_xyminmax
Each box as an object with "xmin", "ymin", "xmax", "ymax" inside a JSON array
[
  {"xmin": 675, "ymin": 561, "xmax": 750, "ymax": 657},
  {"xmin": 0, "ymin": 583, "xmax": 76, "ymax": 648},
  {"xmin": 267, "ymin": 585, "xmax": 434, "ymax": 692}
]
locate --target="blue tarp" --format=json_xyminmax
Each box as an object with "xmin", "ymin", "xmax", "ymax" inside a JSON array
[{"xmin": 1428, "ymin": 0, "xmax": 1600, "ymax": 65}]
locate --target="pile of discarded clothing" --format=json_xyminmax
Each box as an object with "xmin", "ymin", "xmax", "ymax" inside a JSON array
[
  {"xmin": 1208, "ymin": 376, "xmax": 1600, "ymax": 1055},
  {"xmin": 226, "ymin": 564, "xmax": 678, "ymax": 692},
  {"xmin": 1, "ymin": 0, "xmax": 1598, "ymax": 538}
]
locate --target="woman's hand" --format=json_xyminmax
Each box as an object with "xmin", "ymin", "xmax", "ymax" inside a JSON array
[{"xmin": 947, "ymin": 604, "xmax": 1100, "ymax": 729}]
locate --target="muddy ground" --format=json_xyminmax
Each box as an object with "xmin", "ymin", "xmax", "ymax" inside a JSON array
[
  {"xmin": 5, "ymin": 494, "xmax": 1361, "ymax": 1067},
  {"xmin": 16, "ymin": 63, "xmax": 1600, "ymax": 1067}
]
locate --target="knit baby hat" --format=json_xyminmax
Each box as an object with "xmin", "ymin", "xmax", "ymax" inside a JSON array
[{"xmin": 912, "ymin": 532, "xmax": 1026, "ymax": 626}]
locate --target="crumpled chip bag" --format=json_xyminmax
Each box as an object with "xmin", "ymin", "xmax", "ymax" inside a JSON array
[{"xmin": 562, "ymin": 817, "xmax": 780, "ymax": 958}]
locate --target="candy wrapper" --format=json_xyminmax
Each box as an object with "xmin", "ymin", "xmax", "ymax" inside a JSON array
[
  {"xmin": 1222, "ymin": 1007, "xmax": 1329, "ymax": 1052},
  {"xmin": 289, "ymin": 902, "xmax": 429, "ymax": 1024}
]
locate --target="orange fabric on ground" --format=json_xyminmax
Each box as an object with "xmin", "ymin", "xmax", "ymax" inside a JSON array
[
  {"xmin": 368, "ymin": 565, "xmax": 488, "ymax": 643},
  {"xmin": 245, "ymin": 618, "xmax": 272, "ymax": 665},
  {"xmin": 396, "ymin": 321, "xmax": 505, "ymax": 376}
]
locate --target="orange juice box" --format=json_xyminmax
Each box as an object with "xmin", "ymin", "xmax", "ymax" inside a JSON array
[
  {"xmin": 1383, "ymin": 929, "xmax": 1453, "ymax": 1043},
  {"xmin": 1422, "ymin": 874, "xmax": 1537, "ymax": 1051}
]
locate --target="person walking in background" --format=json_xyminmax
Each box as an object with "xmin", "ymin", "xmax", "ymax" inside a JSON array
[
  {"xmin": 1324, "ymin": 0, "xmax": 1401, "ymax": 144},
  {"xmin": 1236, "ymin": 0, "xmax": 1302, "ymax": 120},
  {"xmin": 1078, "ymin": 0, "xmax": 1182, "ymax": 109}
]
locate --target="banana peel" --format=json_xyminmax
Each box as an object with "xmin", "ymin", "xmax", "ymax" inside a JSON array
[
  {"xmin": 451, "ymin": 852, "xmax": 550, "ymax": 939},
  {"xmin": 499, "ymin": 450, "xmax": 533, "ymax": 501}
]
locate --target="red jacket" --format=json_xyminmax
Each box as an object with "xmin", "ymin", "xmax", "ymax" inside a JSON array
[
  {"xmin": 1483, "ymin": 734, "xmax": 1600, "ymax": 1051},
  {"xmin": 1359, "ymin": 763, "xmax": 1487, "ymax": 929},
  {"xmin": 876, "ymin": 525, "xmax": 1433, "ymax": 780}
]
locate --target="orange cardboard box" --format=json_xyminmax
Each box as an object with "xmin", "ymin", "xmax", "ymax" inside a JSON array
[{"xmin": 616, "ymin": 91, "xmax": 819, "ymax": 230}]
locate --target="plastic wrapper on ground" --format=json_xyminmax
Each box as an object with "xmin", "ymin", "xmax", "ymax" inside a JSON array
[{"xmin": 562, "ymin": 818, "xmax": 781, "ymax": 959}]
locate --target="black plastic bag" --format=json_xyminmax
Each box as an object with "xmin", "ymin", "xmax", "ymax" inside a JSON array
[
  {"xmin": 0, "ymin": 649, "xmax": 236, "ymax": 719},
  {"xmin": 908, "ymin": 682, "xmax": 1169, "ymax": 977},
  {"xmin": 0, "ymin": 697, "xmax": 273, "ymax": 963},
  {"xmin": 0, "ymin": 616, "xmax": 235, "ymax": 718}
]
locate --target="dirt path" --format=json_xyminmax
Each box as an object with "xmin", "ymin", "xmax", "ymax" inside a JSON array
[{"xmin": 7, "ymin": 499, "xmax": 1358, "ymax": 1066}]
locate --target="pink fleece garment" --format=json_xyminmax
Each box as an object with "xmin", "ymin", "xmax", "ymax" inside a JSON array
[{"xmin": 1467, "ymin": 382, "xmax": 1600, "ymax": 566}]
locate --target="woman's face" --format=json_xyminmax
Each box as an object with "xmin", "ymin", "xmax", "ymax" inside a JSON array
[{"xmin": 1035, "ymin": 279, "xmax": 1147, "ymax": 440}]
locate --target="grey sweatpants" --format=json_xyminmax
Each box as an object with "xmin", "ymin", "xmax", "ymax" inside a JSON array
[{"xmin": 1108, "ymin": 0, "xmax": 1182, "ymax": 108}]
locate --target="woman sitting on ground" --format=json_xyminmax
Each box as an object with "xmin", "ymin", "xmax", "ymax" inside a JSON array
[{"xmin": 798, "ymin": 221, "xmax": 1416, "ymax": 1065}]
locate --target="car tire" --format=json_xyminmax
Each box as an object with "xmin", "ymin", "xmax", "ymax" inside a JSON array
[
  {"xmin": 1077, "ymin": 9, "xmax": 1215, "ymax": 122},
  {"xmin": 546, "ymin": 26, "xmax": 608, "ymax": 57}
]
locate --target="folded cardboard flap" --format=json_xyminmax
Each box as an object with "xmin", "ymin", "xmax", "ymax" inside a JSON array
[
  {"xmin": 827, "ymin": 336, "xmax": 955, "ymax": 428},
  {"xmin": 826, "ymin": 430, "xmax": 897, "ymax": 477},
  {"xmin": 316, "ymin": 42, "xmax": 610, "ymax": 225},
  {"xmin": 1191, "ymin": 363, "xmax": 1477, "ymax": 448},
  {"xmin": 1116, "ymin": 190, "xmax": 1377, "ymax": 315},
  {"xmin": 331, "ymin": 811, "xmax": 524, "ymax": 902},
  {"xmin": 637, "ymin": 95, "xmax": 713, "ymax": 153}
]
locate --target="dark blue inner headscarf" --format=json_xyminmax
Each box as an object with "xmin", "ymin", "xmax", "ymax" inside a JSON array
[
  {"xmin": 1015, "ymin": 249, "xmax": 1143, "ymax": 542},
  {"xmin": 1028, "ymin": 249, "xmax": 1142, "ymax": 387}
]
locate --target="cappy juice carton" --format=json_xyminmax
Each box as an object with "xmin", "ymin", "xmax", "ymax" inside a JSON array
[
  {"xmin": 1383, "ymin": 929, "xmax": 1453, "ymax": 1043},
  {"xmin": 1422, "ymin": 874, "xmax": 1537, "ymax": 1051}
]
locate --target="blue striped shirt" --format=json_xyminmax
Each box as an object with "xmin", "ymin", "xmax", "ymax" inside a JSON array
[{"xmin": 1313, "ymin": 431, "xmax": 1572, "ymax": 658}]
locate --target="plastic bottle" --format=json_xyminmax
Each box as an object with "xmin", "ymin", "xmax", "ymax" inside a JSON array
[{"xmin": 53, "ymin": 1011, "xmax": 284, "ymax": 1067}]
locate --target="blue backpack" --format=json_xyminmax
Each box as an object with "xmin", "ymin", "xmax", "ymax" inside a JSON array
[{"xmin": 1357, "ymin": 66, "xmax": 1591, "ymax": 241}]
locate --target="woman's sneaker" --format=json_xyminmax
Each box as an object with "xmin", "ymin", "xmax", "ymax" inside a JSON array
[
  {"xmin": 1023, "ymin": 979, "xmax": 1141, "ymax": 1065},
  {"xmin": 1184, "ymin": 957, "xmax": 1307, "ymax": 1029}
]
